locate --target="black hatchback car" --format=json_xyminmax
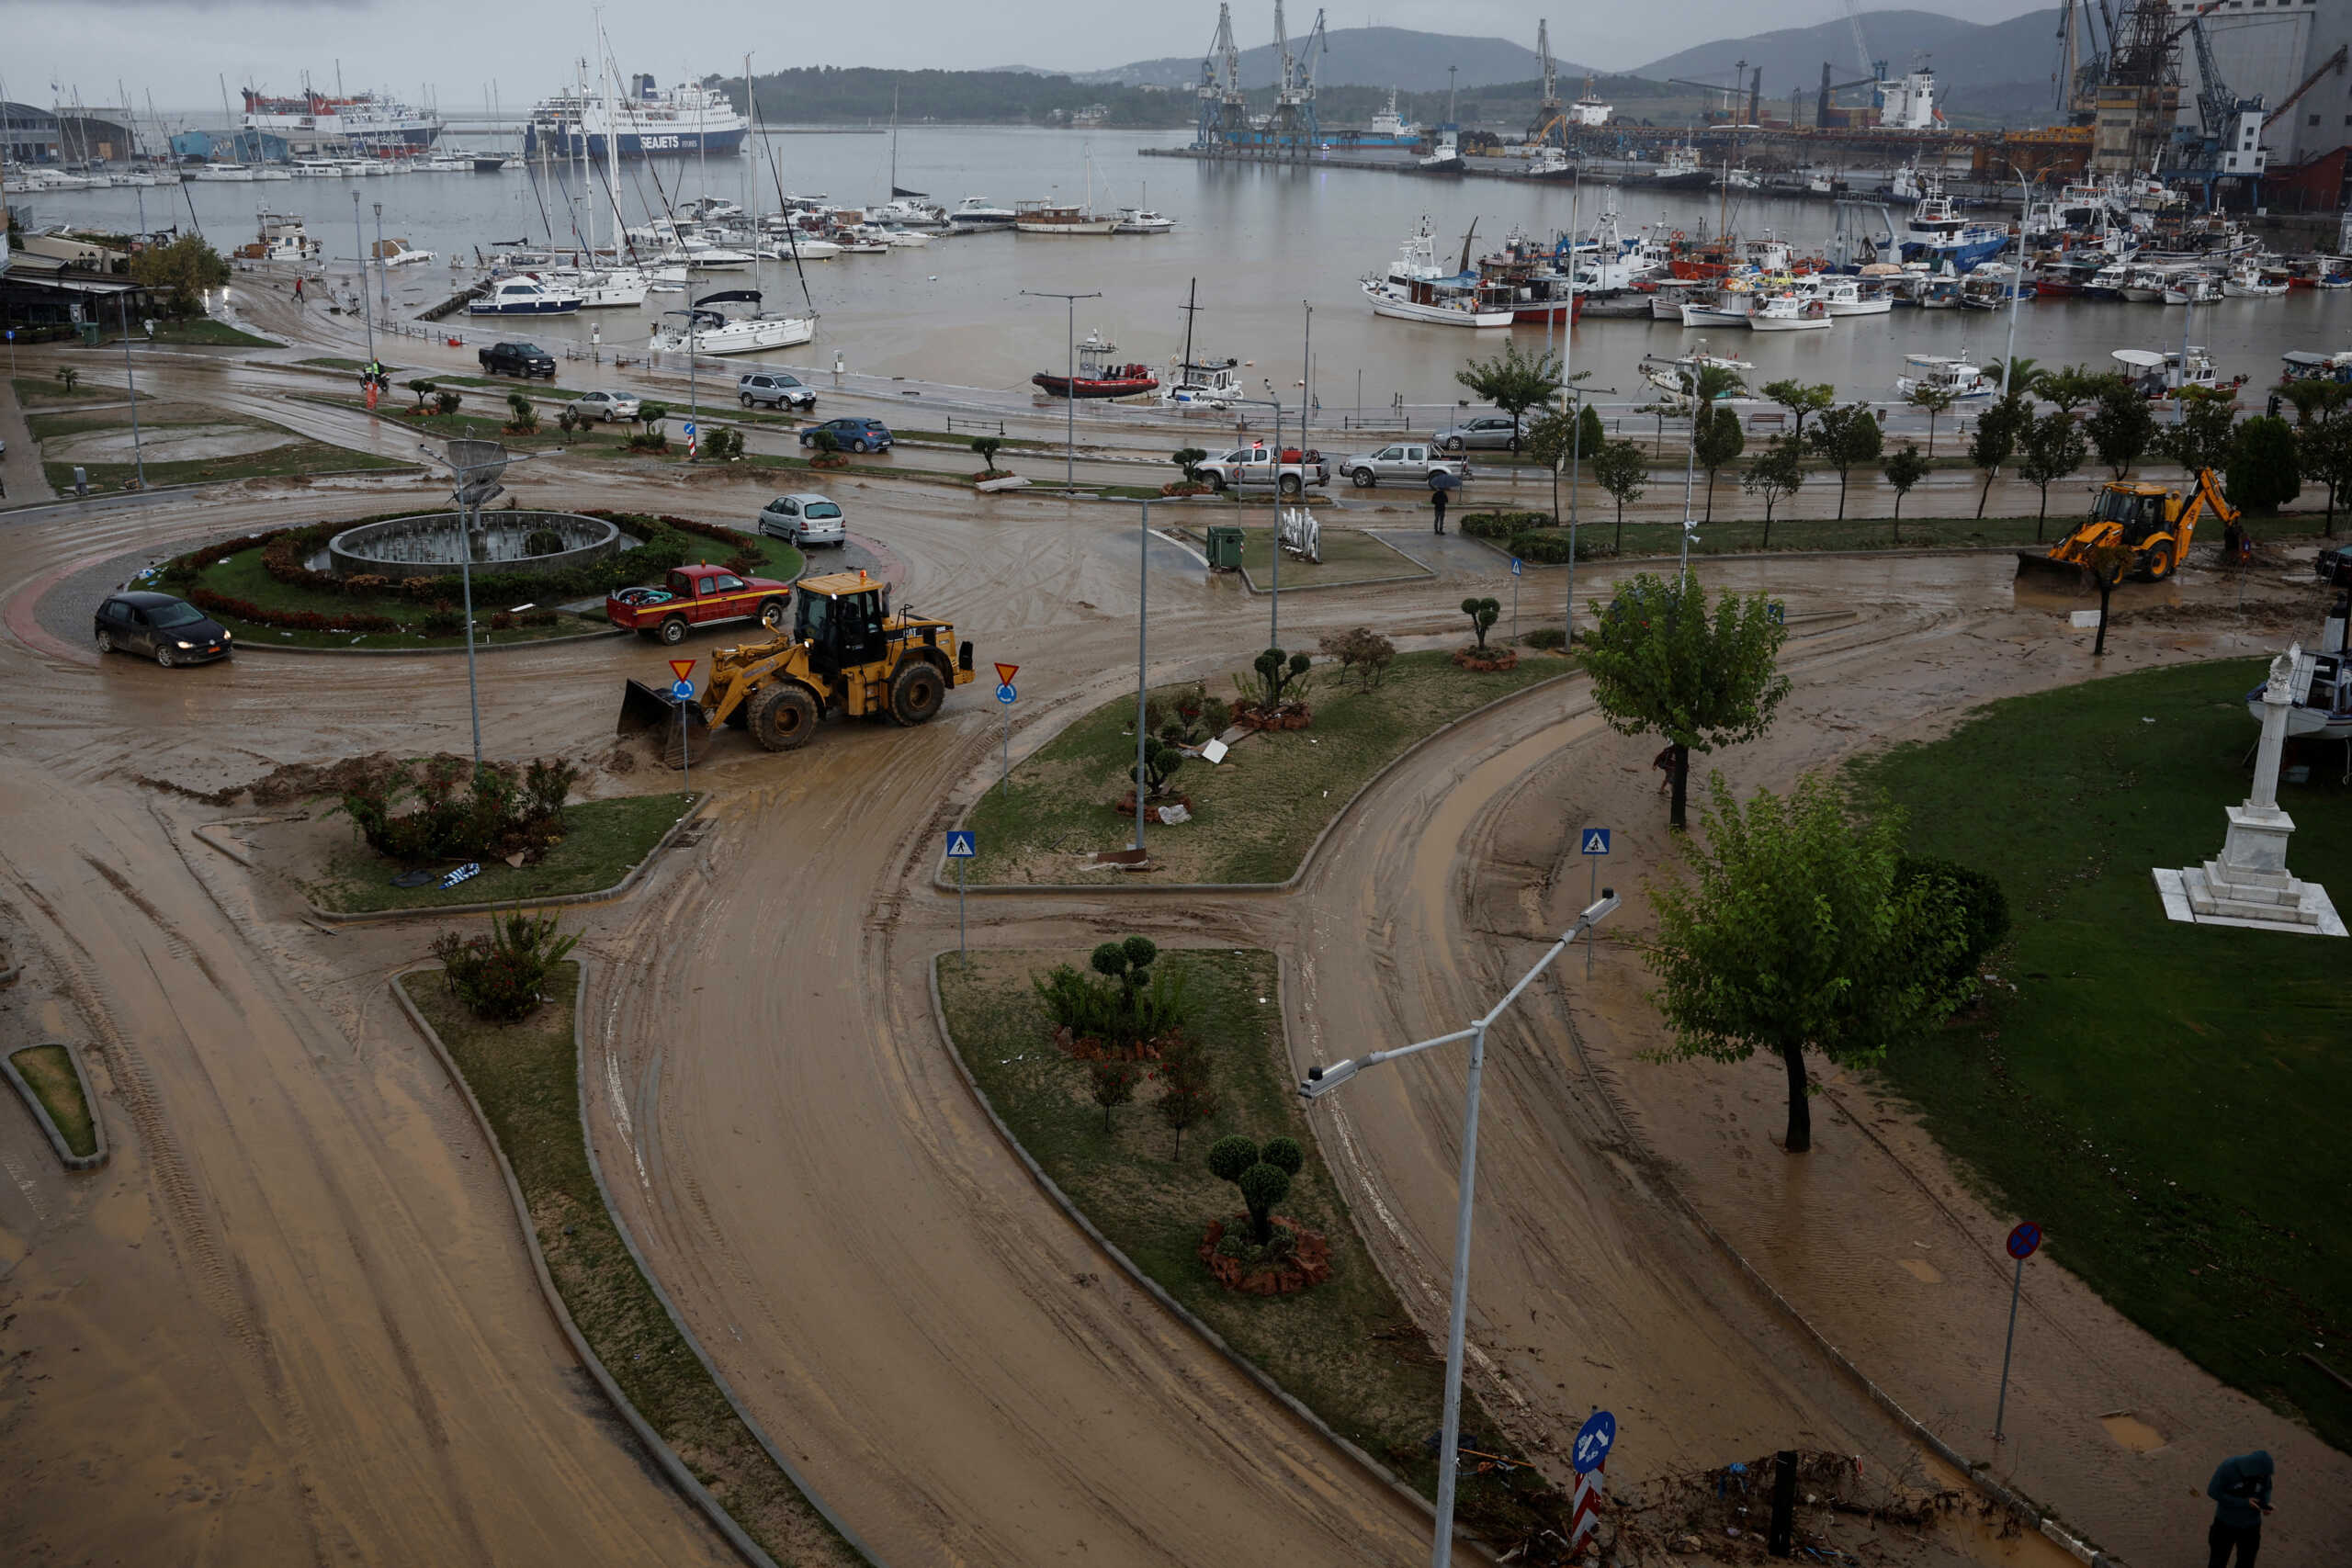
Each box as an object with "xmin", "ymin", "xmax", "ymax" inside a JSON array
[{"xmin": 95, "ymin": 591, "xmax": 232, "ymax": 667}]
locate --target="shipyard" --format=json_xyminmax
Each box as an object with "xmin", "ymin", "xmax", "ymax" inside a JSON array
[{"xmin": 2, "ymin": 5, "xmax": 2349, "ymax": 1568}]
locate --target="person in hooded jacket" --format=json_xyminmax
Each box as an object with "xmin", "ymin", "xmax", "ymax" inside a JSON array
[{"xmin": 2205, "ymin": 1449, "xmax": 2273, "ymax": 1568}]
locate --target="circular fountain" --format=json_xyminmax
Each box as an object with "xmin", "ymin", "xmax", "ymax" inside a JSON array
[{"xmin": 324, "ymin": 510, "xmax": 623, "ymax": 581}]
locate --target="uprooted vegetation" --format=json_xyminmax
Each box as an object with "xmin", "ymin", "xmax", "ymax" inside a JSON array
[{"xmin": 337, "ymin": 756, "xmax": 582, "ymax": 865}]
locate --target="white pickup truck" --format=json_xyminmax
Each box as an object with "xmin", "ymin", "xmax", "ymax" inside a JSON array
[
  {"xmin": 1198, "ymin": 444, "xmax": 1331, "ymax": 496},
  {"xmin": 1337, "ymin": 442, "xmax": 1471, "ymax": 490}
]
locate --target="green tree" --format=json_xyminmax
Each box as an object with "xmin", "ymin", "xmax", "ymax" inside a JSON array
[
  {"xmin": 1524, "ymin": 385, "xmax": 1602, "ymax": 522},
  {"xmin": 1237, "ymin": 1163, "xmax": 1292, "ymax": 1245},
  {"xmin": 1582, "ymin": 573, "xmax": 1792, "ymax": 829},
  {"xmin": 1984, "ymin": 355, "xmax": 2046, "ymax": 400},
  {"xmin": 1969, "ymin": 395, "xmax": 2030, "ymax": 519},
  {"xmin": 1460, "ymin": 595, "xmax": 1500, "ymax": 652},
  {"xmin": 2297, "ymin": 411, "xmax": 2352, "ymax": 536},
  {"xmin": 1154, "ymin": 1032, "xmax": 1217, "ymax": 1157},
  {"xmin": 2018, "ymin": 410, "xmax": 2089, "ymax": 536},
  {"xmin": 405, "ymin": 378, "xmax": 437, "ymax": 412},
  {"xmin": 639, "ymin": 401, "xmax": 670, "ymax": 434},
  {"xmin": 2225, "ymin": 414, "xmax": 2301, "ymax": 515},
  {"xmin": 1882, "ymin": 441, "xmax": 1930, "ymax": 541},
  {"xmin": 1693, "ymin": 404, "xmax": 1746, "ymax": 522},
  {"xmin": 2039, "ymin": 365, "xmax": 2100, "ymax": 415},
  {"xmin": 1592, "ymin": 439, "xmax": 1649, "ymax": 551},
  {"xmin": 1741, "ymin": 434, "xmax": 1805, "ymax": 547},
  {"xmin": 1647, "ymin": 773, "xmax": 1965, "ymax": 1153},
  {"xmin": 54, "ymin": 366, "xmax": 80, "ymax": 393},
  {"xmin": 126, "ymin": 233, "xmax": 230, "ymax": 317},
  {"xmin": 1905, "ymin": 382, "xmax": 1956, "ymax": 460},
  {"xmin": 2154, "ymin": 387, "xmax": 2238, "ymax": 479},
  {"xmin": 1761, "ymin": 378, "xmax": 1836, "ymax": 444},
  {"xmin": 505, "ymin": 391, "xmax": 538, "ymax": 434},
  {"xmin": 1806, "ymin": 402, "xmax": 1883, "ymax": 520},
  {"xmin": 2279, "ymin": 378, "xmax": 2351, "ymax": 427},
  {"xmin": 1088, "ymin": 1058, "xmax": 1139, "ymax": 1132},
  {"xmin": 435, "ymin": 388, "xmax": 462, "ymax": 423},
  {"xmin": 1171, "ymin": 446, "xmax": 1209, "ymax": 485},
  {"xmin": 2085, "ymin": 375, "xmax": 2155, "ymax": 479},
  {"xmin": 1453, "ymin": 339, "xmax": 1563, "ymax": 449},
  {"xmin": 973, "ymin": 435, "xmax": 1004, "ymax": 475}
]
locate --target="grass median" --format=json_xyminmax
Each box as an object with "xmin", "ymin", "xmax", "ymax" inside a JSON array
[
  {"xmin": 963, "ymin": 649, "xmax": 1566, "ymax": 885},
  {"xmin": 1853, "ymin": 660, "xmax": 2352, "ymax": 1450},
  {"xmin": 937, "ymin": 947, "xmax": 1562, "ymax": 1540},
  {"xmin": 309, "ymin": 792, "xmax": 695, "ymax": 913},
  {"xmin": 399, "ymin": 963, "xmax": 858, "ymax": 1568},
  {"xmin": 1231, "ymin": 525, "xmax": 1432, "ymax": 589},
  {"xmin": 7, "ymin": 1044, "xmax": 97, "ymax": 1158}
]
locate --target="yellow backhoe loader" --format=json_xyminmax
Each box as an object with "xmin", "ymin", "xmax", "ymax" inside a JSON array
[
  {"xmin": 617, "ymin": 570, "xmax": 974, "ymax": 760},
  {"xmin": 2017, "ymin": 468, "xmax": 2237, "ymax": 583}
]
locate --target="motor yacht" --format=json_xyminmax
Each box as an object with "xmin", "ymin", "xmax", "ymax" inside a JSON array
[
  {"xmin": 467, "ymin": 276, "xmax": 583, "ymax": 315},
  {"xmin": 948, "ymin": 196, "xmax": 1017, "ymax": 229}
]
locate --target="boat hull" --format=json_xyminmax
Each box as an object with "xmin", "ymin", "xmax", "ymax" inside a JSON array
[
  {"xmin": 1368, "ymin": 296, "xmax": 1513, "ymax": 327},
  {"xmin": 1032, "ymin": 374, "xmax": 1160, "ymax": 399},
  {"xmin": 1824, "ymin": 298, "xmax": 1892, "ymax": 316},
  {"xmin": 468, "ymin": 299, "xmax": 580, "ymax": 315},
  {"xmin": 1748, "ymin": 314, "xmax": 1830, "ymax": 332},
  {"xmin": 1013, "ymin": 220, "xmax": 1117, "ymax": 235},
  {"xmin": 1679, "ymin": 303, "xmax": 1751, "ymax": 328},
  {"xmin": 525, "ymin": 127, "xmax": 747, "ymax": 159}
]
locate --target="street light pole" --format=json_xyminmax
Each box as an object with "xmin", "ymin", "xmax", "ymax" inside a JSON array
[
  {"xmin": 417, "ymin": 440, "xmax": 560, "ymax": 766},
  {"xmin": 661, "ymin": 308, "xmax": 702, "ymax": 460},
  {"xmin": 352, "ymin": 190, "xmax": 375, "ymax": 365},
  {"xmin": 118, "ymin": 291, "xmax": 145, "ymax": 490},
  {"xmin": 373, "ymin": 200, "xmax": 388, "ymax": 313},
  {"xmin": 1134, "ymin": 499, "xmax": 1149, "ymax": 855},
  {"xmin": 1022, "ymin": 288, "xmax": 1102, "ymax": 491},
  {"xmin": 2000, "ymin": 164, "xmax": 2029, "ymax": 400},
  {"xmin": 1298, "ymin": 891, "xmax": 1623, "ymax": 1568}
]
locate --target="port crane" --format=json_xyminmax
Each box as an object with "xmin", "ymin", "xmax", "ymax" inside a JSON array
[
  {"xmin": 1264, "ymin": 2, "xmax": 1327, "ymax": 145},
  {"xmin": 1194, "ymin": 3, "xmax": 1250, "ymax": 146},
  {"xmin": 1666, "ymin": 61, "xmax": 1760, "ymax": 128},
  {"xmin": 1526, "ymin": 19, "xmax": 1566, "ymax": 146}
]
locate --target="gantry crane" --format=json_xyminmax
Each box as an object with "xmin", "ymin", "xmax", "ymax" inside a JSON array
[
  {"xmin": 1528, "ymin": 19, "xmax": 1565, "ymax": 145},
  {"xmin": 1264, "ymin": 2, "xmax": 1327, "ymax": 144},
  {"xmin": 1194, "ymin": 2, "xmax": 1250, "ymax": 146}
]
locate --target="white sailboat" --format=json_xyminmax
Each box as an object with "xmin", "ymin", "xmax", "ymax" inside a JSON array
[{"xmin": 650, "ymin": 288, "xmax": 814, "ymax": 355}]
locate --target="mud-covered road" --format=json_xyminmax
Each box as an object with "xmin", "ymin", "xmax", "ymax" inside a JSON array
[{"xmin": 2, "ymin": 306, "xmax": 2346, "ymax": 1567}]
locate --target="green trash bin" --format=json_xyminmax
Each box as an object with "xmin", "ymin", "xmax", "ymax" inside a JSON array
[
  {"xmin": 1204, "ymin": 525, "xmax": 1245, "ymax": 571},
  {"xmin": 79, "ymin": 322, "xmax": 103, "ymax": 348}
]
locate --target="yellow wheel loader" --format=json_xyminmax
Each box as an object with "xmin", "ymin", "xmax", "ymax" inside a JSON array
[
  {"xmin": 2016, "ymin": 468, "xmax": 2237, "ymax": 584},
  {"xmin": 617, "ymin": 570, "xmax": 974, "ymax": 761}
]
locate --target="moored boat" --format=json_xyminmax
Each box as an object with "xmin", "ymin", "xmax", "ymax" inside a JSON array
[
  {"xmin": 648, "ymin": 288, "xmax": 813, "ymax": 354},
  {"xmin": 1033, "ymin": 332, "xmax": 1159, "ymax": 399},
  {"xmin": 1363, "ymin": 222, "xmax": 1515, "ymax": 327},
  {"xmin": 468, "ymin": 276, "xmax": 582, "ymax": 315},
  {"xmin": 1895, "ymin": 354, "xmax": 1995, "ymax": 400}
]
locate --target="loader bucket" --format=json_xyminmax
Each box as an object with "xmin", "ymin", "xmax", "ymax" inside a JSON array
[
  {"xmin": 2014, "ymin": 548, "xmax": 2082, "ymax": 582},
  {"xmin": 617, "ymin": 678, "xmax": 679, "ymax": 735}
]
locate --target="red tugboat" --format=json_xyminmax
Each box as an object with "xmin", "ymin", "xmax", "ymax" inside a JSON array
[{"xmin": 1032, "ymin": 331, "xmax": 1160, "ymax": 399}]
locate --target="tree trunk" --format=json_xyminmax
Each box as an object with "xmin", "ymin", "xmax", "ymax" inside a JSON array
[
  {"xmin": 1781, "ymin": 1042, "xmax": 1812, "ymax": 1153},
  {"xmin": 2094, "ymin": 581, "xmax": 2113, "ymax": 657},
  {"xmin": 1927, "ymin": 413, "xmax": 1937, "ymax": 460},
  {"xmin": 1668, "ymin": 743, "xmax": 1690, "ymax": 830},
  {"xmin": 1615, "ymin": 502, "xmax": 1625, "ymax": 552},
  {"xmin": 1836, "ymin": 469, "xmax": 1849, "ymax": 521},
  {"xmin": 2036, "ymin": 487, "xmax": 2048, "ymax": 539},
  {"xmin": 1705, "ymin": 469, "xmax": 1716, "ymax": 522},
  {"xmin": 1977, "ymin": 466, "xmax": 1996, "ymax": 519},
  {"xmin": 1761, "ymin": 505, "xmax": 1773, "ymax": 549}
]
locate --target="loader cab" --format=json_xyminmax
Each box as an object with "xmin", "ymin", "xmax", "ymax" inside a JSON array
[
  {"xmin": 2091, "ymin": 484, "xmax": 2171, "ymax": 546},
  {"xmin": 794, "ymin": 571, "xmax": 889, "ymax": 675}
]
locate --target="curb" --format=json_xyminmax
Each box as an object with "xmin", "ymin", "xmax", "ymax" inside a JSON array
[
  {"xmin": 1551, "ymin": 990, "xmax": 2121, "ymax": 1566},
  {"xmin": 1, "ymin": 1043, "xmax": 108, "ymax": 1171},
  {"xmin": 0, "ymin": 465, "xmax": 431, "ymax": 518},
  {"xmin": 936, "ymin": 671, "xmax": 1578, "ymax": 896},
  {"xmin": 229, "ymin": 624, "xmax": 629, "ymax": 656},
  {"xmin": 299, "ymin": 793, "xmax": 707, "ymax": 923},
  {"xmin": 923, "ymin": 954, "xmax": 1498, "ymax": 1564},
  {"xmin": 390, "ymin": 967, "xmax": 855, "ymax": 1568}
]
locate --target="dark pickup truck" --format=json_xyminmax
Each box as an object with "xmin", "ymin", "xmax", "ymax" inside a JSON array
[{"xmin": 479, "ymin": 340, "xmax": 556, "ymax": 378}]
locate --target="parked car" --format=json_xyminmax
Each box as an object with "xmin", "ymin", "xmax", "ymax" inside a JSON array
[
  {"xmin": 605, "ymin": 564, "xmax": 797, "ymax": 645},
  {"xmin": 478, "ymin": 340, "xmax": 556, "ymax": 379},
  {"xmin": 1431, "ymin": 414, "xmax": 1523, "ymax": 453},
  {"xmin": 1197, "ymin": 444, "xmax": 1330, "ymax": 495},
  {"xmin": 757, "ymin": 493, "xmax": 846, "ymax": 548},
  {"xmin": 1340, "ymin": 442, "xmax": 1470, "ymax": 489},
  {"xmin": 798, "ymin": 416, "xmax": 893, "ymax": 455},
  {"xmin": 739, "ymin": 370, "xmax": 816, "ymax": 411},
  {"xmin": 574, "ymin": 389, "xmax": 641, "ymax": 423},
  {"xmin": 94, "ymin": 591, "xmax": 232, "ymax": 667}
]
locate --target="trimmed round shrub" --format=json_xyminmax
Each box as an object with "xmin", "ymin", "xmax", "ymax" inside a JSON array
[
  {"xmin": 1896, "ymin": 855, "xmax": 2011, "ymax": 986},
  {"xmin": 1259, "ymin": 1135, "xmax": 1305, "ymax": 1176},
  {"xmin": 1237, "ymin": 1163, "xmax": 1293, "ymax": 1243},
  {"xmin": 1206, "ymin": 1134, "xmax": 1259, "ymax": 1184}
]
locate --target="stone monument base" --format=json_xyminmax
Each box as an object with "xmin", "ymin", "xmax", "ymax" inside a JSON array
[{"xmin": 2153, "ymin": 866, "xmax": 2346, "ymax": 936}]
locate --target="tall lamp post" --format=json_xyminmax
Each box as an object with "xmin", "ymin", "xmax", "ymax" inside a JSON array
[
  {"xmin": 1999, "ymin": 163, "xmax": 2031, "ymax": 400},
  {"xmin": 415, "ymin": 439, "xmax": 561, "ymax": 765},
  {"xmin": 373, "ymin": 200, "xmax": 388, "ymax": 313},
  {"xmin": 1298, "ymin": 891, "xmax": 1622, "ymax": 1568},
  {"xmin": 117, "ymin": 291, "xmax": 145, "ymax": 489},
  {"xmin": 1022, "ymin": 288, "xmax": 1102, "ymax": 491},
  {"xmin": 1222, "ymin": 392, "xmax": 1289, "ymax": 649},
  {"xmin": 352, "ymin": 190, "xmax": 375, "ymax": 365},
  {"xmin": 1133, "ymin": 499, "xmax": 1150, "ymax": 855},
  {"xmin": 660, "ymin": 307, "xmax": 702, "ymax": 459}
]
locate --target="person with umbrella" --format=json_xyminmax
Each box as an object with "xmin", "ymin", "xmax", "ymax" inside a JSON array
[{"xmin": 1430, "ymin": 469, "xmax": 1457, "ymax": 535}]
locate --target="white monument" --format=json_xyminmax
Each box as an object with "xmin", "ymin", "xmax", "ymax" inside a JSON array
[{"xmin": 2154, "ymin": 646, "xmax": 2346, "ymax": 936}]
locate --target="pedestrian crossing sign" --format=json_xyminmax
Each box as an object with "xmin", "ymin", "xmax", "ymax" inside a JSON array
[
  {"xmin": 945, "ymin": 829, "xmax": 978, "ymax": 859},
  {"xmin": 1581, "ymin": 829, "xmax": 1611, "ymax": 856}
]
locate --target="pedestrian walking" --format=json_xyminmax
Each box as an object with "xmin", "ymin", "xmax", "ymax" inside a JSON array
[
  {"xmin": 1430, "ymin": 484, "xmax": 1449, "ymax": 536},
  {"xmin": 293, "ymin": 276, "xmax": 304, "ymax": 309},
  {"xmin": 2205, "ymin": 1450, "xmax": 2273, "ymax": 1568}
]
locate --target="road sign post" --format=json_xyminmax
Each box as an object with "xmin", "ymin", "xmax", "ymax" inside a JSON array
[
  {"xmin": 1580, "ymin": 828, "xmax": 1611, "ymax": 975},
  {"xmin": 944, "ymin": 829, "xmax": 978, "ymax": 961},
  {"xmin": 994, "ymin": 662, "xmax": 1020, "ymax": 798},
  {"xmin": 1570, "ymin": 1409, "xmax": 1616, "ymax": 1555},
  {"xmin": 1995, "ymin": 1221, "xmax": 2042, "ymax": 1443},
  {"xmin": 1510, "ymin": 555, "xmax": 1521, "ymax": 638},
  {"xmin": 669, "ymin": 660, "xmax": 695, "ymax": 801}
]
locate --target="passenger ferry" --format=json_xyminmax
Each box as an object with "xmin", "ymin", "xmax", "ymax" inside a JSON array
[
  {"xmin": 241, "ymin": 86, "xmax": 444, "ymax": 158},
  {"xmin": 526, "ymin": 74, "xmax": 747, "ymax": 160}
]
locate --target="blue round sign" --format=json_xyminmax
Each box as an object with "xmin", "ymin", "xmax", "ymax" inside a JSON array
[
  {"xmin": 2007, "ymin": 1222, "xmax": 2043, "ymax": 1260},
  {"xmin": 1572, "ymin": 1409, "xmax": 1616, "ymax": 1474},
  {"xmin": 995, "ymin": 682, "xmax": 1016, "ymax": 705},
  {"xmin": 670, "ymin": 679, "xmax": 695, "ymax": 701}
]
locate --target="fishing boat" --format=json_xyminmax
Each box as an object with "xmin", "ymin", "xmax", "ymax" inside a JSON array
[
  {"xmin": 1419, "ymin": 129, "xmax": 1465, "ymax": 174},
  {"xmin": 948, "ymin": 196, "xmax": 1017, "ymax": 229},
  {"xmin": 1898, "ymin": 175, "xmax": 2008, "ymax": 274},
  {"xmin": 1959, "ymin": 264, "xmax": 2031, "ymax": 310},
  {"xmin": 1650, "ymin": 143, "xmax": 1708, "ymax": 190},
  {"xmin": 1808, "ymin": 275, "xmax": 1891, "ymax": 316},
  {"xmin": 1641, "ymin": 344, "xmax": 1755, "ymax": 399},
  {"xmin": 2224, "ymin": 261, "xmax": 2288, "ymax": 298},
  {"xmin": 1014, "ymin": 201, "xmax": 1115, "ymax": 236},
  {"xmin": 1747, "ymin": 291, "xmax": 1830, "ymax": 332},
  {"xmin": 1033, "ymin": 332, "xmax": 1160, "ymax": 399},
  {"xmin": 1895, "ymin": 354, "xmax": 1995, "ymax": 400},
  {"xmin": 649, "ymin": 288, "xmax": 813, "ymax": 354},
  {"xmin": 1113, "ymin": 208, "xmax": 1177, "ymax": 234},
  {"xmin": 1679, "ymin": 281, "xmax": 1756, "ymax": 328},
  {"xmin": 467, "ymin": 276, "xmax": 582, "ymax": 315},
  {"xmin": 2162, "ymin": 273, "xmax": 2224, "ymax": 305},
  {"xmin": 1362, "ymin": 222, "xmax": 1514, "ymax": 327},
  {"xmin": 2111, "ymin": 346, "xmax": 2230, "ymax": 399},
  {"xmin": 1161, "ymin": 357, "xmax": 1243, "ymax": 408},
  {"xmin": 1525, "ymin": 145, "xmax": 1576, "ymax": 182},
  {"xmin": 2280, "ymin": 349, "xmax": 2352, "ymax": 383}
]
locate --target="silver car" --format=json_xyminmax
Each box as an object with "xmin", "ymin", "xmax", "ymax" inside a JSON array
[
  {"xmin": 574, "ymin": 389, "xmax": 641, "ymax": 423},
  {"xmin": 1431, "ymin": 414, "xmax": 1523, "ymax": 453},
  {"xmin": 1340, "ymin": 442, "xmax": 1468, "ymax": 489},
  {"xmin": 757, "ymin": 493, "xmax": 845, "ymax": 547}
]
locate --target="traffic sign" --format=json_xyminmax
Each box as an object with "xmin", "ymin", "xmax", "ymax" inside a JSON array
[
  {"xmin": 944, "ymin": 829, "xmax": 978, "ymax": 859},
  {"xmin": 1572, "ymin": 1409, "xmax": 1616, "ymax": 1474},
  {"xmin": 995, "ymin": 682, "xmax": 1017, "ymax": 705},
  {"xmin": 1581, "ymin": 828, "xmax": 1611, "ymax": 856},
  {"xmin": 439, "ymin": 861, "xmax": 481, "ymax": 890},
  {"xmin": 670, "ymin": 679, "xmax": 695, "ymax": 701},
  {"xmin": 994, "ymin": 661, "xmax": 1020, "ymax": 685},
  {"xmin": 668, "ymin": 658, "xmax": 695, "ymax": 682},
  {"xmin": 2007, "ymin": 1222, "xmax": 2043, "ymax": 1260},
  {"xmin": 1768, "ymin": 600, "xmax": 1785, "ymax": 625},
  {"xmin": 1510, "ymin": 557, "xmax": 1523, "ymax": 576}
]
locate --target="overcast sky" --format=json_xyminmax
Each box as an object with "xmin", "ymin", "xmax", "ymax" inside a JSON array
[{"xmin": 7, "ymin": 0, "xmax": 2058, "ymax": 114}]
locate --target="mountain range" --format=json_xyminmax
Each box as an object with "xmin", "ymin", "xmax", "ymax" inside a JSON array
[
  {"xmin": 1012, "ymin": 27, "xmax": 1589, "ymax": 94},
  {"xmin": 1637, "ymin": 8, "xmax": 2064, "ymax": 118}
]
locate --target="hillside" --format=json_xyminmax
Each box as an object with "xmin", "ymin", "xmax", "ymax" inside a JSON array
[
  {"xmin": 1077, "ymin": 26, "xmax": 1584, "ymax": 93},
  {"xmin": 1638, "ymin": 7, "xmax": 2064, "ymax": 118}
]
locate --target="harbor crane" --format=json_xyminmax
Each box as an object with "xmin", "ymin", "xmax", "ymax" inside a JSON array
[
  {"xmin": 1528, "ymin": 19, "xmax": 1566, "ymax": 145},
  {"xmin": 1265, "ymin": 2, "xmax": 1328, "ymax": 144},
  {"xmin": 1194, "ymin": 2, "xmax": 1250, "ymax": 146},
  {"xmin": 1667, "ymin": 61, "xmax": 1759, "ymax": 127}
]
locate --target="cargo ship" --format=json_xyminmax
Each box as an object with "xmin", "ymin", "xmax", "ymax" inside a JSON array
[
  {"xmin": 525, "ymin": 74, "xmax": 747, "ymax": 160},
  {"xmin": 240, "ymin": 87, "xmax": 444, "ymax": 158}
]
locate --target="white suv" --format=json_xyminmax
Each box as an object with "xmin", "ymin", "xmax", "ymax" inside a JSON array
[{"xmin": 739, "ymin": 371, "xmax": 816, "ymax": 412}]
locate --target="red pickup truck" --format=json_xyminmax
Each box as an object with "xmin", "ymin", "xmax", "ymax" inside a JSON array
[{"xmin": 606, "ymin": 564, "xmax": 795, "ymax": 645}]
